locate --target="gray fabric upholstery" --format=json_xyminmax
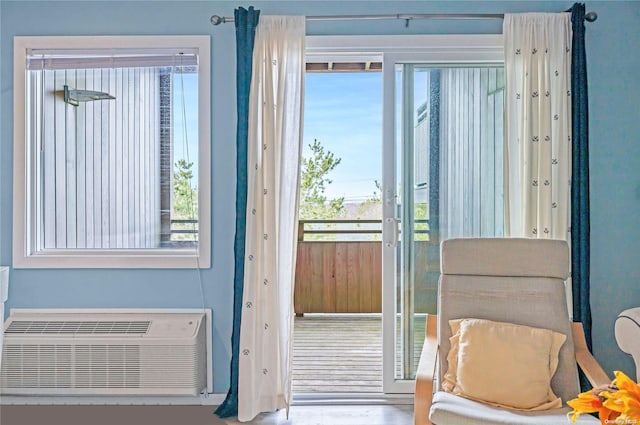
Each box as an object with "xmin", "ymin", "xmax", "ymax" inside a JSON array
[
  {"xmin": 430, "ymin": 392, "xmax": 599, "ymax": 425},
  {"xmin": 431, "ymin": 238, "xmax": 582, "ymax": 424},
  {"xmin": 441, "ymin": 238, "xmax": 569, "ymax": 279},
  {"xmin": 436, "ymin": 275, "xmax": 579, "ymax": 404}
]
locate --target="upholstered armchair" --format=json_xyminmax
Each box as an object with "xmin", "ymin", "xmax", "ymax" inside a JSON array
[
  {"xmin": 615, "ymin": 308, "xmax": 640, "ymax": 381},
  {"xmin": 414, "ymin": 238, "xmax": 609, "ymax": 425}
]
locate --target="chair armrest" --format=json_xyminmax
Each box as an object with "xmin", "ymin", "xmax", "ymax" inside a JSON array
[
  {"xmin": 415, "ymin": 314, "xmax": 437, "ymax": 425},
  {"xmin": 571, "ymin": 322, "xmax": 610, "ymax": 387}
]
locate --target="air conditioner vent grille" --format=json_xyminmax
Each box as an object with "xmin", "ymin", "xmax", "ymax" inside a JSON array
[
  {"xmin": 1, "ymin": 312, "xmax": 207, "ymax": 396},
  {"xmin": 5, "ymin": 321, "xmax": 151, "ymax": 335}
]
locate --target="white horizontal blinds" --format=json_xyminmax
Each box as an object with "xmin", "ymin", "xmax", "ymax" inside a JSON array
[
  {"xmin": 26, "ymin": 48, "xmax": 198, "ymax": 70},
  {"xmin": 36, "ymin": 67, "xmax": 162, "ymax": 249},
  {"xmin": 439, "ymin": 67, "xmax": 505, "ymax": 240}
]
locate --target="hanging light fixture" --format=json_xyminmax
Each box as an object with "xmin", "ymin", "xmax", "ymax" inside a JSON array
[{"xmin": 61, "ymin": 84, "xmax": 115, "ymax": 107}]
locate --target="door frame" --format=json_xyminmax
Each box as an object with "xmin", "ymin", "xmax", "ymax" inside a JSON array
[{"xmin": 306, "ymin": 34, "xmax": 503, "ymax": 395}]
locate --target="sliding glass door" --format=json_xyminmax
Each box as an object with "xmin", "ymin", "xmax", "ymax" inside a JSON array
[{"xmin": 382, "ymin": 54, "xmax": 505, "ymax": 393}]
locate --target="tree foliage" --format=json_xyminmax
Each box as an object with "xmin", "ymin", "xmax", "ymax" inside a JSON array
[
  {"xmin": 299, "ymin": 139, "xmax": 345, "ymax": 220},
  {"xmin": 364, "ymin": 179, "xmax": 382, "ymax": 204},
  {"xmin": 357, "ymin": 179, "xmax": 382, "ymax": 218},
  {"xmin": 173, "ymin": 159, "xmax": 198, "ymax": 219}
]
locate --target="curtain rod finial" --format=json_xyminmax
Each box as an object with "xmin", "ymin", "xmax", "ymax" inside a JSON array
[
  {"xmin": 210, "ymin": 15, "xmax": 224, "ymax": 26},
  {"xmin": 585, "ymin": 11, "xmax": 598, "ymax": 22}
]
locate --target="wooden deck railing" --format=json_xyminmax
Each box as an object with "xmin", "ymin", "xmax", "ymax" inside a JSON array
[
  {"xmin": 170, "ymin": 219, "xmax": 198, "ymax": 240},
  {"xmin": 297, "ymin": 219, "xmax": 381, "ymax": 241},
  {"xmin": 294, "ymin": 219, "xmax": 436, "ymax": 316},
  {"xmin": 295, "ymin": 220, "xmax": 382, "ymax": 315},
  {"xmin": 295, "ymin": 240, "xmax": 382, "ymax": 315},
  {"xmin": 159, "ymin": 219, "xmax": 198, "ymax": 248}
]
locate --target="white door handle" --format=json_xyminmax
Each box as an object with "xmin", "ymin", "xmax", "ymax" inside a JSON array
[{"xmin": 385, "ymin": 217, "xmax": 399, "ymax": 248}]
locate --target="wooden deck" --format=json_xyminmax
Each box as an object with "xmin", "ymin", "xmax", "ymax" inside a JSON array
[{"xmin": 292, "ymin": 314, "xmax": 425, "ymax": 393}]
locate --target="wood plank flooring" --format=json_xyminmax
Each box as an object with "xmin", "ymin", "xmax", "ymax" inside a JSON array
[
  {"xmin": 292, "ymin": 314, "xmax": 425, "ymax": 393},
  {"xmin": 1, "ymin": 404, "xmax": 414, "ymax": 425},
  {"xmin": 225, "ymin": 404, "xmax": 414, "ymax": 425}
]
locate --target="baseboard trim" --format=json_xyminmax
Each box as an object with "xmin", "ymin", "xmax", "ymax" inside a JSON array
[
  {"xmin": 0, "ymin": 393, "xmax": 226, "ymax": 406},
  {"xmin": 293, "ymin": 393, "xmax": 414, "ymax": 405},
  {"xmin": 1, "ymin": 393, "xmax": 412, "ymax": 407}
]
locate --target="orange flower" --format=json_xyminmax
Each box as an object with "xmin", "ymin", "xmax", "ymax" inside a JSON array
[
  {"xmin": 601, "ymin": 371, "xmax": 640, "ymax": 422},
  {"xmin": 567, "ymin": 388, "xmax": 619, "ymax": 423},
  {"xmin": 568, "ymin": 371, "xmax": 640, "ymax": 424}
]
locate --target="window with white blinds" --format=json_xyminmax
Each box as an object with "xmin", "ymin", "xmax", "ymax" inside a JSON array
[{"xmin": 13, "ymin": 36, "xmax": 211, "ymax": 268}]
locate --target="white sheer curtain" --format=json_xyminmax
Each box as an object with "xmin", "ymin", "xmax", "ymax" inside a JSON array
[
  {"xmin": 237, "ymin": 16, "xmax": 305, "ymax": 423},
  {"xmin": 504, "ymin": 13, "xmax": 572, "ymax": 240}
]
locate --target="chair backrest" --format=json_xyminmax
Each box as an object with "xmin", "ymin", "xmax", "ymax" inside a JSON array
[{"xmin": 437, "ymin": 238, "xmax": 579, "ymax": 405}]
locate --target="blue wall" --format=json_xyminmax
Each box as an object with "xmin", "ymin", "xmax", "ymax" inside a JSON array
[{"xmin": 1, "ymin": 1, "xmax": 639, "ymax": 392}]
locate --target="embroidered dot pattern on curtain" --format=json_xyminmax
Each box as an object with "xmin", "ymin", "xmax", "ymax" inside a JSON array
[
  {"xmin": 237, "ymin": 15, "xmax": 306, "ymax": 423},
  {"xmin": 504, "ymin": 13, "xmax": 573, "ymax": 240}
]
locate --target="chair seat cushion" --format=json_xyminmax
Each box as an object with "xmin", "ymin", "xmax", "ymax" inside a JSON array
[{"xmin": 429, "ymin": 391, "xmax": 600, "ymax": 425}]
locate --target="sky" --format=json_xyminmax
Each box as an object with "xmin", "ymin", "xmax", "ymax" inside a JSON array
[
  {"xmin": 173, "ymin": 68, "xmax": 428, "ymax": 201},
  {"xmin": 173, "ymin": 72, "xmax": 199, "ymax": 187},
  {"xmin": 303, "ymin": 72, "xmax": 382, "ymax": 203},
  {"xmin": 172, "ymin": 70, "xmax": 385, "ymax": 201}
]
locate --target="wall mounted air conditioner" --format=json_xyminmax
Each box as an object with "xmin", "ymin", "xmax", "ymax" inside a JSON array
[{"xmin": 0, "ymin": 310, "xmax": 209, "ymax": 396}]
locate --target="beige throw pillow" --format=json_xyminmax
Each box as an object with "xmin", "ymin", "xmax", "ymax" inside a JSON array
[{"xmin": 442, "ymin": 318, "xmax": 566, "ymax": 411}]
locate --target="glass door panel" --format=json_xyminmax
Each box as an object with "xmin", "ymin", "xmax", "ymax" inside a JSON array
[
  {"xmin": 382, "ymin": 59, "xmax": 504, "ymax": 392},
  {"xmin": 394, "ymin": 64, "xmax": 439, "ymax": 381}
]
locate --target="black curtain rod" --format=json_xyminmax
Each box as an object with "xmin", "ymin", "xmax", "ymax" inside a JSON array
[{"xmin": 210, "ymin": 12, "xmax": 598, "ymax": 26}]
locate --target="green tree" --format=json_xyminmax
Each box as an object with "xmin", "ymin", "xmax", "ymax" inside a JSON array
[
  {"xmin": 299, "ymin": 139, "xmax": 344, "ymax": 220},
  {"xmin": 173, "ymin": 159, "xmax": 198, "ymax": 219},
  {"xmin": 370, "ymin": 179, "xmax": 382, "ymax": 203},
  {"xmin": 357, "ymin": 179, "xmax": 382, "ymax": 220},
  {"xmin": 360, "ymin": 179, "xmax": 382, "ymax": 207}
]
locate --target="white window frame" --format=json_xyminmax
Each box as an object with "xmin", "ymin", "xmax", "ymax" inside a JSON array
[
  {"xmin": 306, "ymin": 34, "xmax": 504, "ymax": 395},
  {"xmin": 13, "ymin": 35, "xmax": 211, "ymax": 269}
]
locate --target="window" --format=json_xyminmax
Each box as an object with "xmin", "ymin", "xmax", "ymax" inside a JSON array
[
  {"xmin": 398, "ymin": 65, "xmax": 505, "ymax": 243},
  {"xmin": 13, "ymin": 36, "xmax": 210, "ymax": 268}
]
